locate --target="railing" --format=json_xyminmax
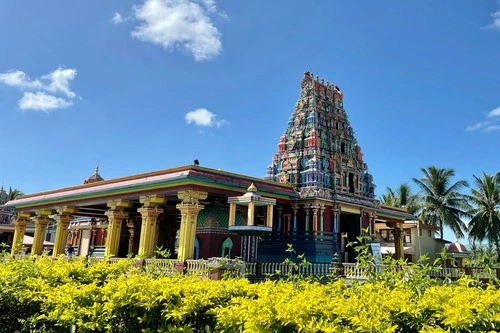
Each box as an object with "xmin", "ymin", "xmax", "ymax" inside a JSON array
[
  {"xmin": 343, "ymin": 263, "xmax": 370, "ymax": 279},
  {"xmin": 186, "ymin": 260, "xmax": 209, "ymax": 272},
  {"xmin": 88, "ymin": 258, "xmax": 500, "ymax": 281},
  {"xmin": 107, "ymin": 257, "xmax": 125, "ymax": 264},
  {"xmin": 298, "ymin": 262, "xmax": 334, "ymax": 276},
  {"xmin": 262, "ymin": 231, "xmax": 335, "ymax": 242},
  {"xmin": 245, "ymin": 262, "xmax": 257, "ymax": 275},
  {"xmin": 144, "ymin": 259, "xmax": 179, "ymax": 274},
  {"xmin": 260, "ymin": 262, "xmax": 293, "ymax": 275}
]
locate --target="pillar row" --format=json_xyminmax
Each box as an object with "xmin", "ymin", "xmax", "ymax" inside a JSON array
[{"xmin": 11, "ymin": 211, "xmax": 31, "ymax": 256}]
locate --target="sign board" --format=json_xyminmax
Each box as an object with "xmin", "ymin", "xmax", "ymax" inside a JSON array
[{"xmin": 369, "ymin": 242, "xmax": 382, "ymax": 265}]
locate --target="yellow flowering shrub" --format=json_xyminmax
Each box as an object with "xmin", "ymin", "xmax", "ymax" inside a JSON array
[{"xmin": 0, "ymin": 256, "xmax": 499, "ymax": 332}]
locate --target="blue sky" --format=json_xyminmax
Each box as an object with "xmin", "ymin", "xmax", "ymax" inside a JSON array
[{"xmin": 1, "ymin": 1, "xmax": 499, "ymax": 239}]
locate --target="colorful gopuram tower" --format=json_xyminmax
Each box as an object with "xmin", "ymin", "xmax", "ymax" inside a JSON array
[
  {"xmin": 261, "ymin": 72, "xmax": 379, "ymax": 262},
  {"xmin": 265, "ymin": 71, "xmax": 375, "ymax": 198}
]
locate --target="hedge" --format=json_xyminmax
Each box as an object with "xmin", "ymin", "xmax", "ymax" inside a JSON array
[{"xmin": 0, "ymin": 256, "xmax": 499, "ymax": 332}]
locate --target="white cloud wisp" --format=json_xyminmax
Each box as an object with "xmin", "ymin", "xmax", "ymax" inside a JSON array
[
  {"xmin": 490, "ymin": 10, "xmax": 500, "ymax": 30},
  {"xmin": 19, "ymin": 92, "xmax": 72, "ymax": 111},
  {"xmin": 130, "ymin": 0, "xmax": 223, "ymax": 61},
  {"xmin": 0, "ymin": 70, "xmax": 43, "ymax": 90},
  {"xmin": 185, "ymin": 108, "xmax": 228, "ymax": 128},
  {"xmin": 465, "ymin": 121, "xmax": 490, "ymax": 132},
  {"xmin": 466, "ymin": 106, "xmax": 500, "ymax": 133},
  {"xmin": 488, "ymin": 106, "xmax": 500, "ymax": 118},
  {"xmin": 0, "ymin": 67, "xmax": 78, "ymax": 112},
  {"xmin": 112, "ymin": 12, "xmax": 125, "ymax": 24}
]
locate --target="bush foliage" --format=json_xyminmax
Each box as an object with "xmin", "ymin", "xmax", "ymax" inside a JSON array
[{"xmin": 0, "ymin": 256, "xmax": 499, "ymax": 332}]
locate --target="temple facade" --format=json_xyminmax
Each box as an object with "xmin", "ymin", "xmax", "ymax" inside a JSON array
[{"xmin": 2, "ymin": 72, "xmax": 414, "ymax": 263}]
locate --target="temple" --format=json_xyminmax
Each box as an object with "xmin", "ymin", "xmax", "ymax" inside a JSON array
[{"xmin": 2, "ymin": 72, "xmax": 415, "ymax": 263}]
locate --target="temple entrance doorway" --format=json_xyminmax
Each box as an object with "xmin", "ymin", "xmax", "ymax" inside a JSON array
[
  {"xmin": 156, "ymin": 212, "xmax": 180, "ymax": 259},
  {"xmin": 117, "ymin": 221, "xmax": 130, "ymax": 258},
  {"xmin": 339, "ymin": 211, "xmax": 361, "ymax": 263}
]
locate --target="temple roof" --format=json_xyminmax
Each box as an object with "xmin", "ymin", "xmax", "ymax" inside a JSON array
[
  {"xmin": 377, "ymin": 205, "xmax": 416, "ymax": 220},
  {"xmin": 3, "ymin": 165, "xmax": 297, "ymax": 211},
  {"xmin": 447, "ymin": 241, "xmax": 470, "ymax": 254}
]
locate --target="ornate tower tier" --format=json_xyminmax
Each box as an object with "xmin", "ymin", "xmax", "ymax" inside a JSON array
[{"xmin": 265, "ymin": 71, "xmax": 376, "ymax": 200}]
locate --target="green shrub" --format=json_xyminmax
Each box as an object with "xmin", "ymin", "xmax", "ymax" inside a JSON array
[{"xmin": 0, "ymin": 256, "xmax": 498, "ymax": 332}]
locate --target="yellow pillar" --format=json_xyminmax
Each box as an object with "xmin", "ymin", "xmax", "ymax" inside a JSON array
[
  {"xmin": 104, "ymin": 199, "xmax": 131, "ymax": 257},
  {"xmin": 176, "ymin": 190, "xmax": 207, "ymax": 261},
  {"xmin": 53, "ymin": 206, "xmax": 78, "ymax": 257},
  {"xmin": 32, "ymin": 209, "xmax": 54, "ymax": 255},
  {"xmin": 11, "ymin": 211, "xmax": 31, "ymax": 256},
  {"xmin": 247, "ymin": 202, "xmax": 255, "ymax": 226},
  {"xmin": 228, "ymin": 203, "xmax": 236, "ymax": 226},
  {"xmin": 393, "ymin": 223, "xmax": 404, "ymax": 260},
  {"xmin": 137, "ymin": 195, "xmax": 165, "ymax": 258},
  {"xmin": 266, "ymin": 204, "xmax": 274, "ymax": 228}
]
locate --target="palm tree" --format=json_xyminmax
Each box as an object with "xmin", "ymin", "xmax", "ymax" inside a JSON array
[
  {"xmin": 466, "ymin": 172, "xmax": 500, "ymax": 258},
  {"xmin": 379, "ymin": 184, "xmax": 421, "ymax": 215},
  {"xmin": 413, "ymin": 166, "xmax": 469, "ymax": 239},
  {"xmin": 7, "ymin": 187, "xmax": 24, "ymax": 200},
  {"xmin": 380, "ymin": 187, "xmax": 397, "ymax": 207}
]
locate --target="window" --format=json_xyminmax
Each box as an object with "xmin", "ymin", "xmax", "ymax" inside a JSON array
[
  {"xmin": 379, "ymin": 229, "xmax": 411, "ymax": 244},
  {"xmin": 380, "ymin": 229, "xmax": 394, "ymax": 242},
  {"xmin": 221, "ymin": 237, "xmax": 233, "ymax": 257},
  {"xmin": 348, "ymin": 173, "xmax": 355, "ymax": 193},
  {"xmin": 403, "ymin": 229, "xmax": 411, "ymax": 244},
  {"xmin": 428, "ymin": 229, "xmax": 432, "ymax": 237}
]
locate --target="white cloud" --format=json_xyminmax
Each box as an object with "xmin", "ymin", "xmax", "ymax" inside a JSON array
[
  {"xmin": 185, "ymin": 108, "xmax": 228, "ymax": 127},
  {"xmin": 0, "ymin": 70, "xmax": 43, "ymax": 90},
  {"xmin": 19, "ymin": 92, "xmax": 72, "ymax": 112},
  {"xmin": 112, "ymin": 12, "xmax": 124, "ymax": 24},
  {"xmin": 201, "ymin": 0, "xmax": 216, "ymax": 12},
  {"xmin": 112, "ymin": 12, "xmax": 132, "ymax": 25},
  {"xmin": 487, "ymin": 106, "xmax": 500, "ymax": 117},
  {"xmin": 41, "ymin": 67, "xmax": 77, "ymax": 98},
  {"xmin": 0, "ymin": 67, "xmax": 78, "ymax": 111},
  {"xmin": 131, "ymin": 0, "xmax": 222, "ymax": 61},
  {"xmin": 484, "ymin": 125, "xmax": 500, "ymax": 132},
  {"xmin": 465, "ymin": 121, "xmax": 490, "ymax": 132},
  {"xmin": 491, "ymin": 10, "xmax": 500, "ymax": 30}
]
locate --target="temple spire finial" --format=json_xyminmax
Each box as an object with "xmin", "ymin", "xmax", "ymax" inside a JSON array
[
  {"xmin": 83, "ymin": 163, "xmax": 104, "ymax": 184},
  {"xmin": 247, "ymin": 183, "xmax": 257, "ymax": 192}
]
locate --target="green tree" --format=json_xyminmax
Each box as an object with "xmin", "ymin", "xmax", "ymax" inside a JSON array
[
  {"xmin": 379, "ymin": 184, "xmax": 421, "ymax": 215},
  {"xmin": 6, "ymin": 187, "xmax": 24, "ymax": 201},
  {"xmin": 466, "ymin": 172, "xmax": 500, "ymax": 258},
  {"xmin": 413, "ymin": 166, "xmax": 469, "ymax": 240}
]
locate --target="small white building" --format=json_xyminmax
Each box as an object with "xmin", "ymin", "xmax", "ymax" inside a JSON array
[{"xmin": 374, "ymin": 220, "xmax": 443, "ymax": 264}]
